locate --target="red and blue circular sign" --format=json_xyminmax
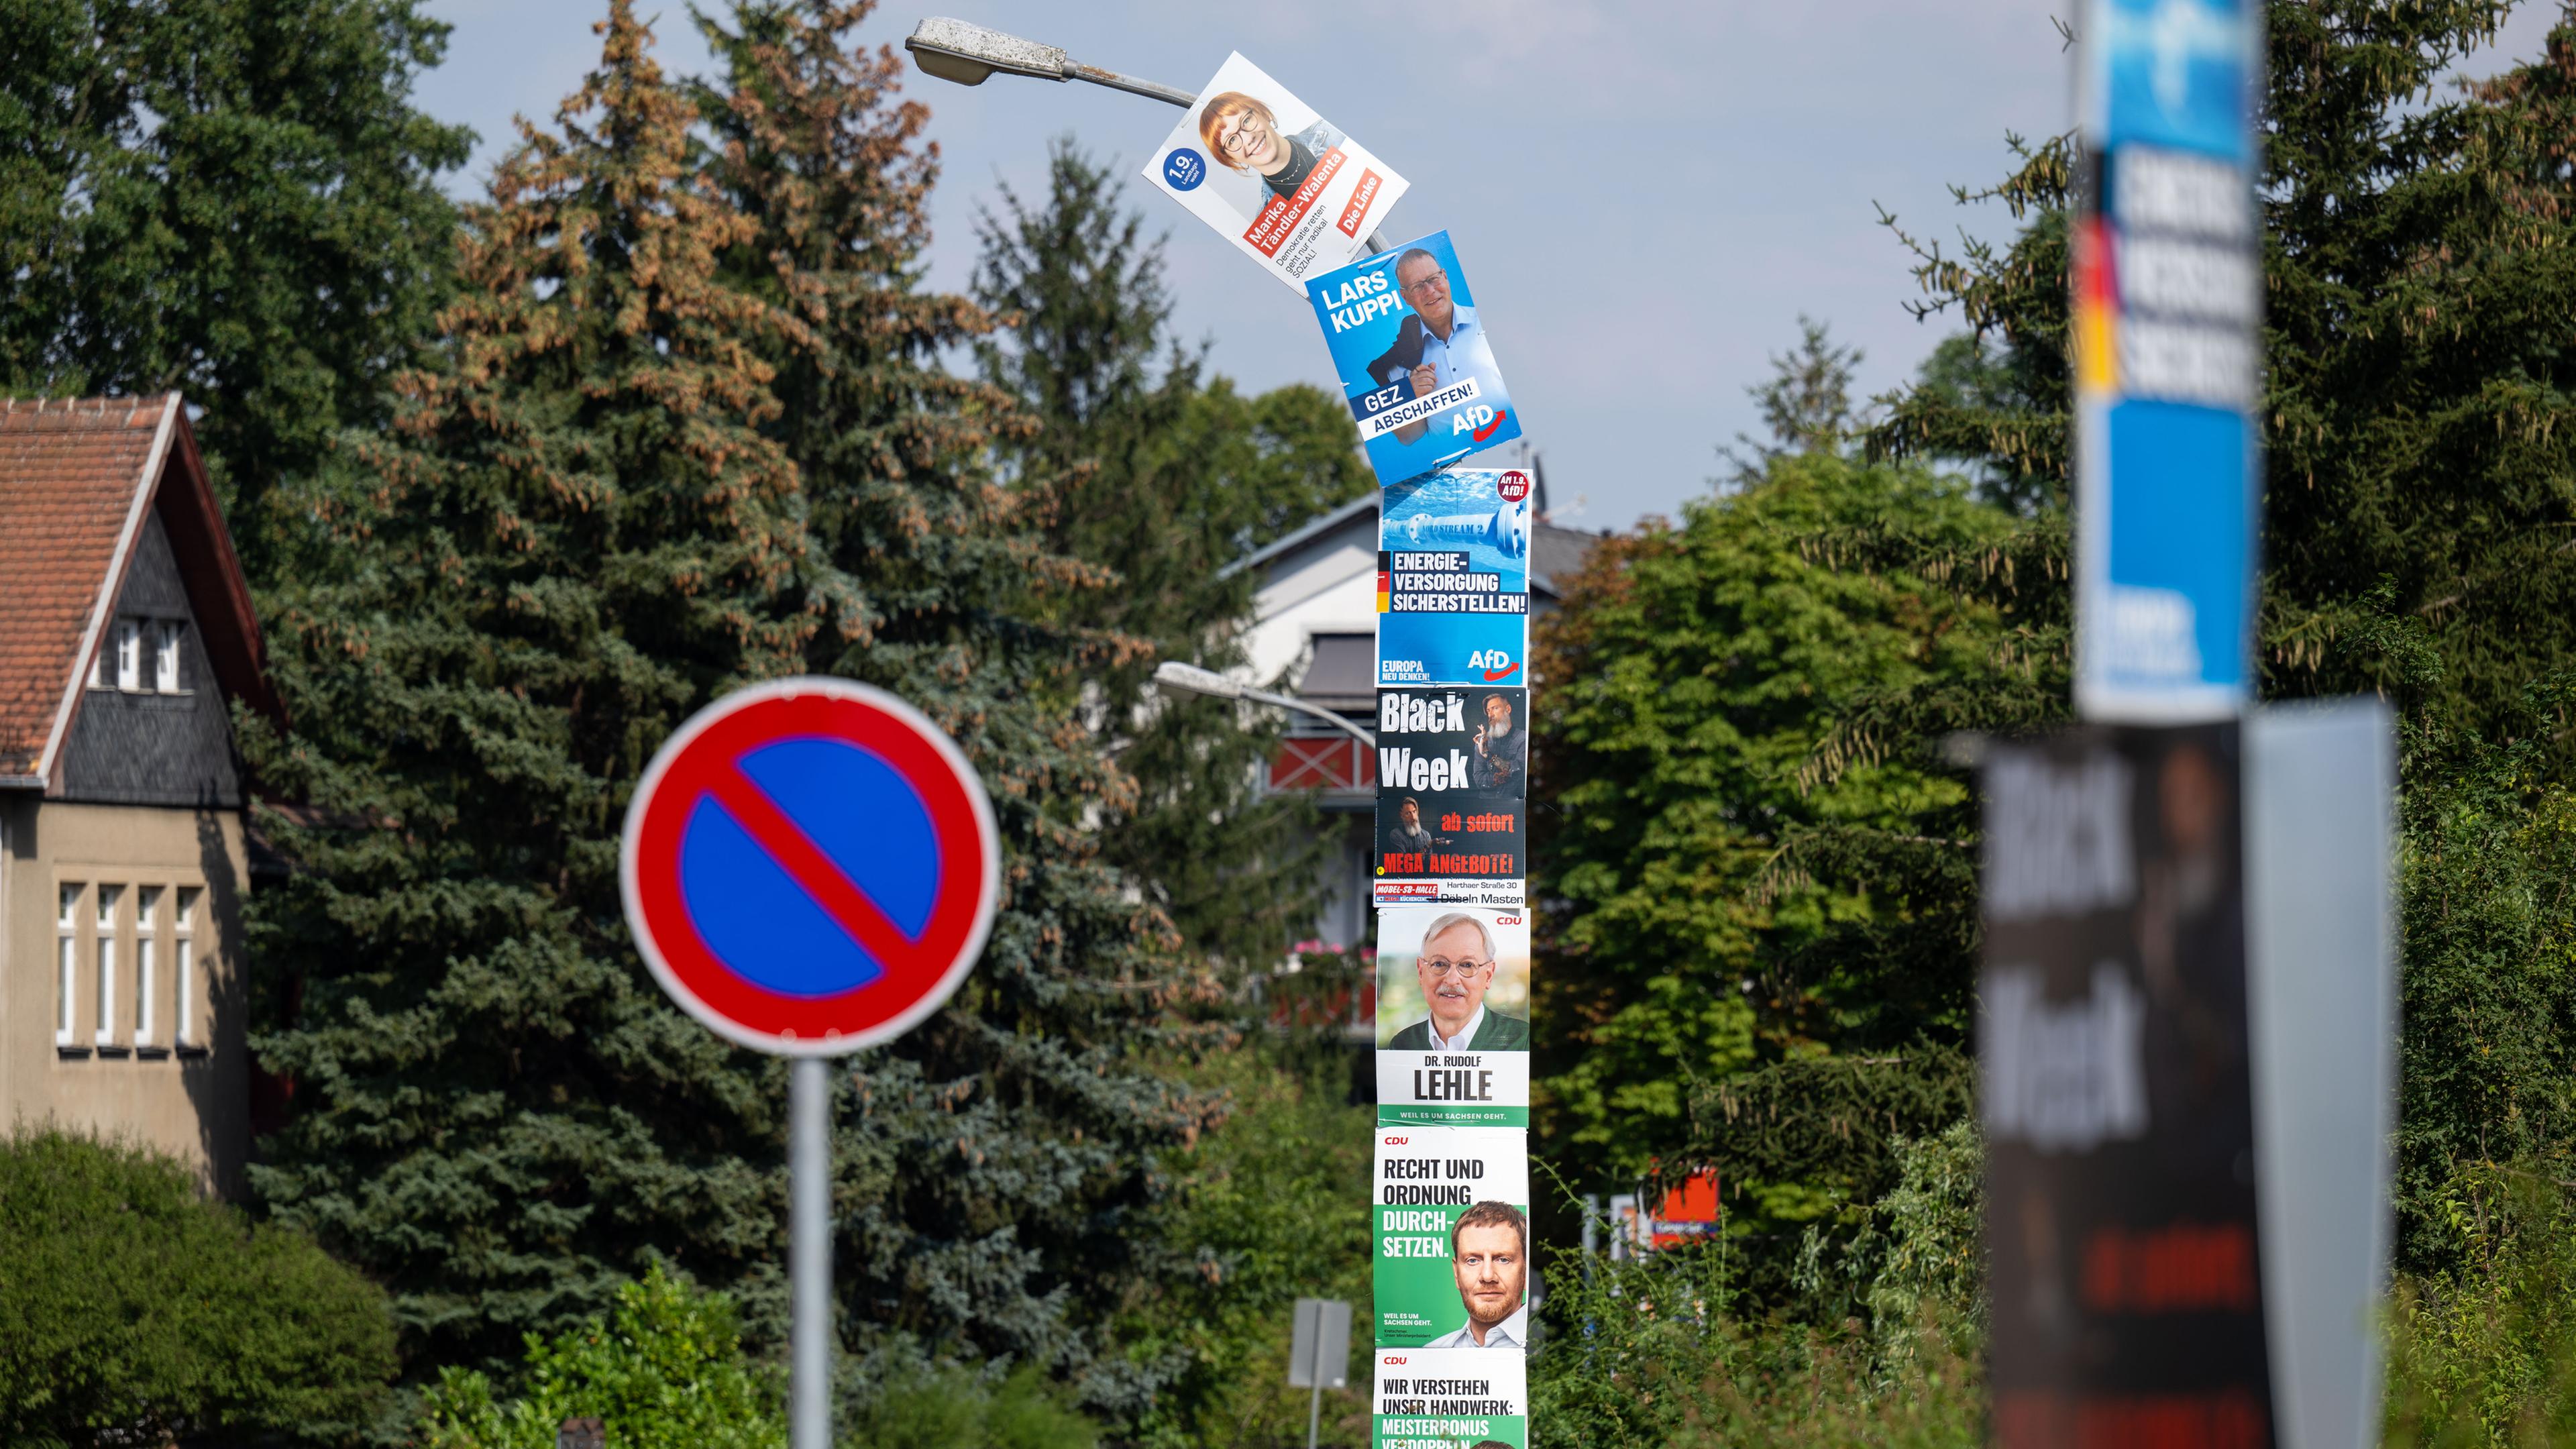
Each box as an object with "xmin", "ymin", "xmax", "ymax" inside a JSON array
[{"xmin": 619, "ymin": 678, "xmax": 1000, "ymax": 1056}]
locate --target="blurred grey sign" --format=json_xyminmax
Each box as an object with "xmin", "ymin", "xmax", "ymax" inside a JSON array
[
  {"xmin": 2247, "ymin": 701, "xmax": 2396, "ymax": 1449},
  {"xmin": 556, "ymin": 1418, "xmax": 604, "ymax": 1449},
  {"xmin": 1289, "ymin": 1296, "xmax": 1352, "ymax": 1389}
]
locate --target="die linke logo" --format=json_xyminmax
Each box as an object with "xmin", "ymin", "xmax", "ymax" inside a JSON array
[{"xmin": 1471, "ymin": 649, "xmax": 1519, "ymax": 682}]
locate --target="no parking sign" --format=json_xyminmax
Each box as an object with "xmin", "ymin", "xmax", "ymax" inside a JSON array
[{"xmin": 619, "ymin": 678, "xmax": 1000, "ymax": 1055}]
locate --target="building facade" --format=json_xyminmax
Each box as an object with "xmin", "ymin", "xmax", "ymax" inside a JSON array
[{"xmin": 0, "ymin": 395, "xmax": 276, "ymax": 1196}]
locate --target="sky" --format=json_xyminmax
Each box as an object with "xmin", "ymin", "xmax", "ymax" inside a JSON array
[{"xmin": 415, "ymin": 1, "xmax": 2563, "ymax": 532}]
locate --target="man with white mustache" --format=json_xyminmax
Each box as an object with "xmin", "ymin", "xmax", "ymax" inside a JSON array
[{"xmin": 1386, "ymin": 914, "xmax": 1529, "ymax": 1051}]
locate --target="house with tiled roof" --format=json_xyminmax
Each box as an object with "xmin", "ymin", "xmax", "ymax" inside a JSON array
[{"xmin": 0, "ymin": 394, "xmax": 275, "ymax": 1195}]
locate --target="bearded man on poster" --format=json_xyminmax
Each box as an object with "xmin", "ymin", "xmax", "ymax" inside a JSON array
[
  {"xmin": 1428, "ymin": 1201, "xmax": 1529, "ymax": 1348},
  {"xmin": 1386, "ymin": 913, "xmax": 1529, "ymax": 1051}
]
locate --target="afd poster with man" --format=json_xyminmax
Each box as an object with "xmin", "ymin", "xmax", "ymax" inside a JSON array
[
  {"xmin": 1373, "ymin": 1348, "xmax": 1527, "ymax": 1449},
  {"xmin": 1374, "ymin": 1125, "xmax": 1532, "ymax": 1350},
  {"xmin": 1307, "ymin": 231, "xmax": 1525, "ymax": 486},
  {"xmin": 1374, "ymin": 905, "xmax": 1531, "ymax": 1128},
  {"xmin": 1140, "ymin": 53, "xmax": 1410, "ymax": 296},
  {"xmin": 1377, "ymin": 468, "xmax": 1532, "ymax": 690}
]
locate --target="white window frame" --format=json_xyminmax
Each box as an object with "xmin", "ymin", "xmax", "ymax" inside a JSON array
[
  {"xmin": 154, "ymin": 622, "xmax": 182, "ymax": 693},
  {"xmin": 114, "ymin": 620, "xmax": 141, "ymax": 692},
  {"xmin": 89, "ymin": 644, "xmax": 107, "ymax": 690},
  {"xmin": 174, "ymin": 888, "xmax": 200, "ymax": 1048},
  {"xmin": 93, "ymin": 884, "xmax": 119, "ymax": 1046},
  {"xmin": 135, "ymin": 885, "xmax": 160, "ymax": 1046},
  {"xmin": 56, "ymin": 885, "xmax": 80, "ymax": 1046}
]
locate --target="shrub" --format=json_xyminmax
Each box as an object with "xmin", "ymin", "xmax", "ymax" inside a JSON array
[{"xmin": 0, "ymin": 1128, "xmax": 395, "ymax": 1445}]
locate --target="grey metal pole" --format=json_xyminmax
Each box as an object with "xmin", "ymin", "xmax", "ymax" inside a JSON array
[
  {"xmin": 791, "ymin": 1057, "xmax": 833, "ymax": 1449},
  {"xmin": 1305, "ymin": 1339, "xmax": 1324, "ymax": 1449}
]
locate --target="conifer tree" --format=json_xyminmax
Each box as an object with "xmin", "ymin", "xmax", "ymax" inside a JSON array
[
  {"xmin": 695, "ymin": 1, "xmax": 1228, "ymax": 1415},
  {"xmin": 967, "ymin": 140, "xmax": 1371, "ymax": 966},
  {"xmin": 246, "ymin": 0, "xmax": 835, "ymax": 1381},
  {"xmin": 0, "ymin": 0, "xmax": 470, "ymax": 573}
]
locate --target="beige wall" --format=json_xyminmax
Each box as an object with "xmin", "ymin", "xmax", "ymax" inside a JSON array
[{"xmin": 1, "ymin": 796, "xmax": 250, "ymax": 1197}]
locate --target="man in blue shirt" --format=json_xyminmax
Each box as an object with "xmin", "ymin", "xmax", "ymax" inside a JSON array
[{"xmin": 1389, "ymin": 248, "xmax": 1501, "ymax": 445}]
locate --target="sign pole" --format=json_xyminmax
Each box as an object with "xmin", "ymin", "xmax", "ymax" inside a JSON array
[{"xmin": 791, "ymin": 1055, "xmax": 833, "ymax": 1449}]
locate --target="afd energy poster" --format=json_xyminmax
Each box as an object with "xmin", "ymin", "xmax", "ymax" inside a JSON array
[
  {"xmin": 1377, "ymin": 468, "xmax": 1532, "ymax": 689},
  {"xmin": 1140, "ymin": 54, "xmax": 1409, "ymax": 296},
  {"xmin": 1373, "ymin": 686, "xmax": 1526, "ymax": 903},
  {"xmin": 1374, "ymin": 1126, "xmax": 1530, "ymax": 1349},
  {"xmin": 1373, "ymin": 1348, "xmax": 1527, "ymax": 1449},
  {"xmin": 1308, "ymin": 231, "xmax": 1523, "ymax": 486},
  {"xmin": 1375, "ymin": 905, "xmax": 1530, "ymax": 1128}
]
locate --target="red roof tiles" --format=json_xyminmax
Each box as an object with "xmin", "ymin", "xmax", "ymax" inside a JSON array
[{"xmin": 0, "ymin": 396, "xmax": 272, "ymax": 785}]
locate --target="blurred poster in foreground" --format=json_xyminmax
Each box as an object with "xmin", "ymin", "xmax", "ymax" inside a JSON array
[
  {"xmin": 1374, "ymin": 904, "xmax": 1531, "ymax": 1128},
  {"xmin": 1307, "ymin": 230, "xmax": 1523, "ymax": 486},
  {"xmin": 2070, "ymin": 0, "xmax": 2261, "ymax": 719},
  {"xmin": 1373, "ymin": 1348, "xmax": 1526, "ymax": 1448},
  {"xmin": 1140, "ymin": 53, "xmax": 1408, "ymax": 295},
  {"xmin": 1980, "ymin": 722, "xmax": 2273, "ymax": 1448}
]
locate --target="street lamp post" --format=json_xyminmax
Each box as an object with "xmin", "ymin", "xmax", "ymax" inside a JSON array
[
  {"xmin": 1153, "ymin": 661, "xmax": 1374, "ymax": 749},
  {"xmin": 902, "ymin": 17, "xmax": 1392, "ymax": 254}
]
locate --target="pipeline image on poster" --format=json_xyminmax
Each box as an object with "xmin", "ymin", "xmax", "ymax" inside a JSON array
[
  {"xmin": 1140, "ymin": 53, "xmax": 1409, "ymax": 297},
  {"xmin": 1375, "ymin": 904, "xmax": 1529, "ymax": 1128},
  {"xmin": 1373, "ymin": 1348, "xmax": 1527, "ymax": 1449},
  {"xmin": 1377, "ymin": 468, "xmax": 1532, "ymax": 688},
  {"xmin": 1307, "ymin": 230, "xmax": 1523, "ymax": 487},
  {"xmin": 1979, "ymin": 722, "xmax": 2273, "ymax": 1446},
  {"xmin": 1375, "ymin": 687, "xmax": 1525, "ymax": 900},
  {"xmin": 1374, "ymin": 1125, "xmax": 1530, "ymax": 1350}
]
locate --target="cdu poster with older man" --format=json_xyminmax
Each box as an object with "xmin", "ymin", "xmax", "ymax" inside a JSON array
[
  {"xmin": 1307, "ymin": 231, "xmax": 1524, "ymax": 487},
  {"xmin": 1373, "ymin": 1125, "xmax": 1532, "ymax": 1350},
  {"xmin": 1140, "ymin": 53, "xmax": 1409, "ymax": 296},
  {"xmin": 1374, "ymin": 906, "xmax": 1531, "ymax": 1128}
]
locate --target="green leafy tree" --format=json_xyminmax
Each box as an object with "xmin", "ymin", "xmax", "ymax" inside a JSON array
[
  {"xmin": 1533, "ymin": 333, "xmax": 2059, "ymax": 1260},
  {"xmin": 419, "ymin": 1267, "xmax": 783, "ymax": 1449},
  {"xmin": 0, "ymin": 1130, "xmax": 396, "ymax": 1445},
  {"xmin": 0, "ymin": 0, "xmax": 470, "ymax": 571},
  {"xmin": 969, "ymin": 138, "xmax": 1371, "ymax": 966}
]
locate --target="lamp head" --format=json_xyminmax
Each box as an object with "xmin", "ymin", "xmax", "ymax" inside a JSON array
[
  {"xmin": 1154, "ymin": 661, "xmax": 1244, "ymax": 702},
  {"xmin": 904, "ymin": 17, "xmax": 1067, "ymax": 87}
]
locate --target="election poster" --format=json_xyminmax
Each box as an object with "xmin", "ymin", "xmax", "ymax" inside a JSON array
[
  {"xmin": 1375, "ymin": 905, "xmax": 1531, "ymax": 1128},
  {"xmin": 1373, "ymin": 1348, "xmax": 1527, "ymax": 1449},
  {"xmin": 1374, "ymin": 686, "xmax": 1526, "ymax": 902},
  {"xmin": 1307, "ymin": 230, "xmax": 1524, "ymax": 487},
  {"xmin": 1374, "ymin": 1125, "xmax": 1531, "ymax": 1349},
  {"xmin": 1140, "ymin": 54, "xmax": 1409, "ymax": 297},
  {"xmin": 1377, "ymin": 468, "xmax": 1532, "ymax": 689},
  {"xmin": 1980, "ymin": 723, "xmax": 2274, "ymax": 1446}
]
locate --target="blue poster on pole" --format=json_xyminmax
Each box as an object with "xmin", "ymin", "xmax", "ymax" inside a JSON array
[
  {"xmin": 1376, "ymin": 468, "xmax": 1533, "ymax": 687},
  {"xmin": 1306, "ymin": 231, "xmax": 1523, "ymax": 488},
  {"xmin": 2071, "ymin": 0, "xmax": 2261, "ymax": 721}
]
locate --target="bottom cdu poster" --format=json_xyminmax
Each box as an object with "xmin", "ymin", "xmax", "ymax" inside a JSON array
[
  {"xmin": 1373, "ymin": 1347, "xmax": 1527, "ymax": 1448},
  {"xmin": 1374, "ymin": 1124, "xmax": 1531, "ymax": 1350}
]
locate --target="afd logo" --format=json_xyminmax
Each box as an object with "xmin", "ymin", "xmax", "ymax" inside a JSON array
[{"xmin": 1469, "ymin": 649, "xmax": 1520, "ymax": 682}]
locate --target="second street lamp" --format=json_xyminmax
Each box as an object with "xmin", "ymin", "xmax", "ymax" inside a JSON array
[{"xmin": 1153, "ymin": 661, "xmax": 1374, "ymax": 749}]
